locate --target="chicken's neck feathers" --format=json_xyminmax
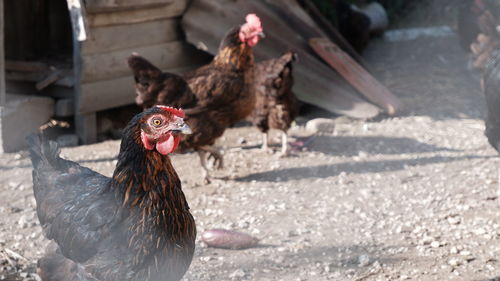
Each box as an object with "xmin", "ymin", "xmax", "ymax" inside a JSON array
[{"xmin": 111, "ymin": 129, "xmax": 188, "ymax": 212}]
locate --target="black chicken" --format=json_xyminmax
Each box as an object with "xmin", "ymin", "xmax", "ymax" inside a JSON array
[
  {"xmin": 483, "ymin": 50, "xmax": 500, "ymax": 152},
  {"xmin": 28, "ymin": 106, "xmax": 195, "ymax": 281}
]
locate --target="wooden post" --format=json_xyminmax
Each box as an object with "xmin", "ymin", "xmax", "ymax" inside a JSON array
[
  {"xmin": 67, "ymin": 0, "xmax": 96, "ymax": 144},
  {"xmin": 0, "ymin": 0, "xmax": 5, "ymax": 107},
  {"xmin": 0, "ymin": 0, "xmax": 6, "ymax": 152}
]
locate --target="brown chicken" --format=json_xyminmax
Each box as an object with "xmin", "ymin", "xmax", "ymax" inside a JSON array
[
  {"xmin": 458, "ymin": 0, "xmax": 500, "ymax": 70},
  {"xmin": 183, "ymin": 13, "xmax": 264, "ymax": 123},
  {"xmin": 249, "ymin": 51, "xmax": 299, "ymax": 155},
  {"xmin": 128, "ymin": 53, "xmax": 197, "ymax": 110},
  {"xmin": 28, "ymin": 106, "xmax": 195, "ymax": 281},
  {"xmin": 129, "ymin": 14, "xmax": 264, "ymax": 183}
]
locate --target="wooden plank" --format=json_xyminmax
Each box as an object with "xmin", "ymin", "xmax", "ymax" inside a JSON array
[
  {"xmin": 42, "ymin": 85, "xmax": 74, "ymax": 99},
  {"xmin": 85, "ymin": 0, "xmax": 173, "ymax": 13},
  {"xmin": 6, "ymin": 69, "xmax": 74, "ymax": 87},
  {"xmin": 78, "ymin": 65, "xmax": 205, "ymax": 114},
  {"xmin": 81, "ymin": 41, "xmax": 206, "ymax": 83},
  {"xmin": 1, "ymin": 94, "xmax": 54, "ymax": 152},
  {"xmin": 36, "ymin": 70, "xmax": 63, "ymax": 91},
  {"xmin": 87, "ymin": 0, "xmax": 188, "ymax": 27},
  {"xmin": 309, "ymin": 38, "xmax": 402, "ymax": 115},
  {"xmin": 6, "ymin": 81, "xmax": 36, "ymax": 95},
  {"xmin": 5, "ymin": 60, "xmax": 50, "ymax": 72},
  {"xmin": 55, "ymin": 98, "xmax": 74, "ymax": 117},
  {"xmin": 81, "ymin": 18, "xmax": 182, "ymax": 55},
  {"xmin": 75, "ymin": 112, "xmax": 96, "ymax": 144}
]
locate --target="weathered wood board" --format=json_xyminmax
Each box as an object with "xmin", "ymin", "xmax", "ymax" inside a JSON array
[
  {"xmin": 86, "ymin": 0, "xmax": 188, "ymax": 27},
  {"xmin": 310, "ymin": 38, "xmax": 402, "ymax": 115},
  {"xmin": 85, "ymin": 0, "xmax": 174, "ymax": 13},
  {"xmin": 81, "ymin": 18, "xmax": 182, "ymax": 55},
  {"xmin": 1, "ymin": 94, "xmax": 54, "ymax": 152},
  {"xmin": 81, "ymin": 41, "xmax": 205, "ymax": 83}
]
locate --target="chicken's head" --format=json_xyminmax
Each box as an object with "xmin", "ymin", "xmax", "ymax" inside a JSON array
[
  {"xmin": 139, "ymin": 106, "xmax": 191, "ymax": 155},
  {"xmin": 239, "ymin": 14, "xmax": 264, "ymax": 47}
]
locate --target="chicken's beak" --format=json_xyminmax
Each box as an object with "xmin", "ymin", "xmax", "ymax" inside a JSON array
[
  {"xmin": 172, "ymin": 122, "xmax": 192, "ymax": 135},
  {"xmin": 258, "ymin": 31, "xmax": 266, "ymax": 38}
]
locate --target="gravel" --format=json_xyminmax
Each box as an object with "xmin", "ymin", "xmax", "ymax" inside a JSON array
[{"xmin": 0, "ymin": 1, "xmax": 499, "ymax": 281}]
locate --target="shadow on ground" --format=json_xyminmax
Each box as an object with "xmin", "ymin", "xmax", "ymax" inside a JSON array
[
  {"xmin": 305, "ymin": 135, "xmax": 458, "ymax": 156},
  {"xmin": 236, "ymin": 155, "xmax": 490, "ymax": 182}
]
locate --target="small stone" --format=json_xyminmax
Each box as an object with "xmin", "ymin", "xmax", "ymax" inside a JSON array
[
  {"xmin": 473, "ymin": 228, "xmax": 486, "ymax": 235},
  {"xmin": 421, "ymin": 236, "xmax": 433, "ymax": 245},
  {"xmin": 358, "ymin": 254, "xmax": 371, "ymax": 267},
  {"xmin": 18, "ymin": 215, "xmax": 29, "ymax": 229},
  {"xmin": 430, "ymin": 241, "xmax": 440, "ymax": 248},
  {"xmin": 229, "ymin": 269, "xmax": 246, "ymax": 279},
  {"xmin": 448, "ymin": 258, "xmax": 463, "ymax": 267},
  {"xmin": 305, "ymin": 118, "xmax": 335, "ymax": 134},
  {"xmin": 237, "ymin": 137, "xmax": 247, "ymax": 144},
  {"xmin": 450, "ymin": 247, "xmax": 458, "ymax": 254},
  {"xmin": 447, "ymin": 216, "xmax": 461, "ymax": 225}
]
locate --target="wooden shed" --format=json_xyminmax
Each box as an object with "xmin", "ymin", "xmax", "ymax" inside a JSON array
[{"xmin": 0, "ymin": 0, "xmax": 209, "ymax": 152}]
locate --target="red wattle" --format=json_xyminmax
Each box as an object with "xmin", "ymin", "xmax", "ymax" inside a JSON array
[
  {"xmin": 155, "ymin": 135, "xmax": 180, "ymax": 155},
  {"xmin": 141, "ymin": 131, "xmax": 155, "ymax": 150}
]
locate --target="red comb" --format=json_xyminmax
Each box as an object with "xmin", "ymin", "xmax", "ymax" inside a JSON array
[
  {"xmin": 156, "ymin": 105, "xmax": 185, "ymax": 118},
  {"xmin": 245, "ymin": 14, "xmax": 261, "ymax": 26}
]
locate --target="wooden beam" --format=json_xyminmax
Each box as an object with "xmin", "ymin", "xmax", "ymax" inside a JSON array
[
  {"xmin": 310, "ymin": 38, "xmax": 401, "ymax": 115},
  {"xmin": 5, "ymin": 60, "xmax": 50, "ymax": 72},
  {"xmin": 86, "ymin": 0, "xmax": 188, "ymax": 27},
  {"xmin": 36, "ymin": 70, "xmax": 63, "ymax": 91},
  {"xmin": 81, "ymin": 18, "xmax": 182, "ymax": 55},
  {"xmin": 85, "ymin": 0, "xmax": 174, "ymax": 13},
  {"xmin": 81, "ymin": 41, "xmax": 206, "ymax": 83}
]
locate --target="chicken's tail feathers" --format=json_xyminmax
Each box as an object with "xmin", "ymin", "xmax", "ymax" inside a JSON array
[{"xmin": 26, "ymin": 133, "xmax": 62, "ymax": 169}]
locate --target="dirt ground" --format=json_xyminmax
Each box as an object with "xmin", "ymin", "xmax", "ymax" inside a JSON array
[{"xmin": 1, "ymin": 2, "xmax": 500, "ymax": 281}]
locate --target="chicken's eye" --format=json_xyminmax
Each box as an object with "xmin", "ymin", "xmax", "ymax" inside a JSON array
[{"xmin": 152, "ymin": 119, "xmax": 162, "ymax": 126}]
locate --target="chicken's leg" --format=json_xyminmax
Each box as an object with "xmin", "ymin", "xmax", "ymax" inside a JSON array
[
  {"xmin": 201, "ymin": 145, "xmax": 223, "ymax": 170},
  {"xmin": 261, "ymin": 132, "xmax": 269, "ymax": 151},
  {"xmin": 280, "ymin": 131, "xmax": 289, "ymax": 156},
  {"xmin": 197, "ymin": 150, "xmax": 212, "ymax": 184}
]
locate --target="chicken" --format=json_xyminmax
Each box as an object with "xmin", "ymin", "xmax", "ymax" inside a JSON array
[
  {"xmin": 128, "ymin": 14, "xmax": 264, "ymax": 183},
  {"xmin": 128, "ymin": 54, "xmax": 197, "ymax": 110},
  {"xmin": 129, "ymin": 55, "xmax": 227, "ymax": 183},
  {"xmin": 458, "ymin": 0, "xmax": 500, "ymax": 70},
  {"xmin": 249, "ymin": 51, "xmax": 300, "ymax": 156},
  {"xmin": 482, "ymin": 49, "xmax": 500, "ymax": 152},
  {"xmin": 458, "ymin": 0, "xmax": 486, "ymax": 52},
  {"xmin": 27, "ymin": 106, "xmax": 196, "ymax": 281}
]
